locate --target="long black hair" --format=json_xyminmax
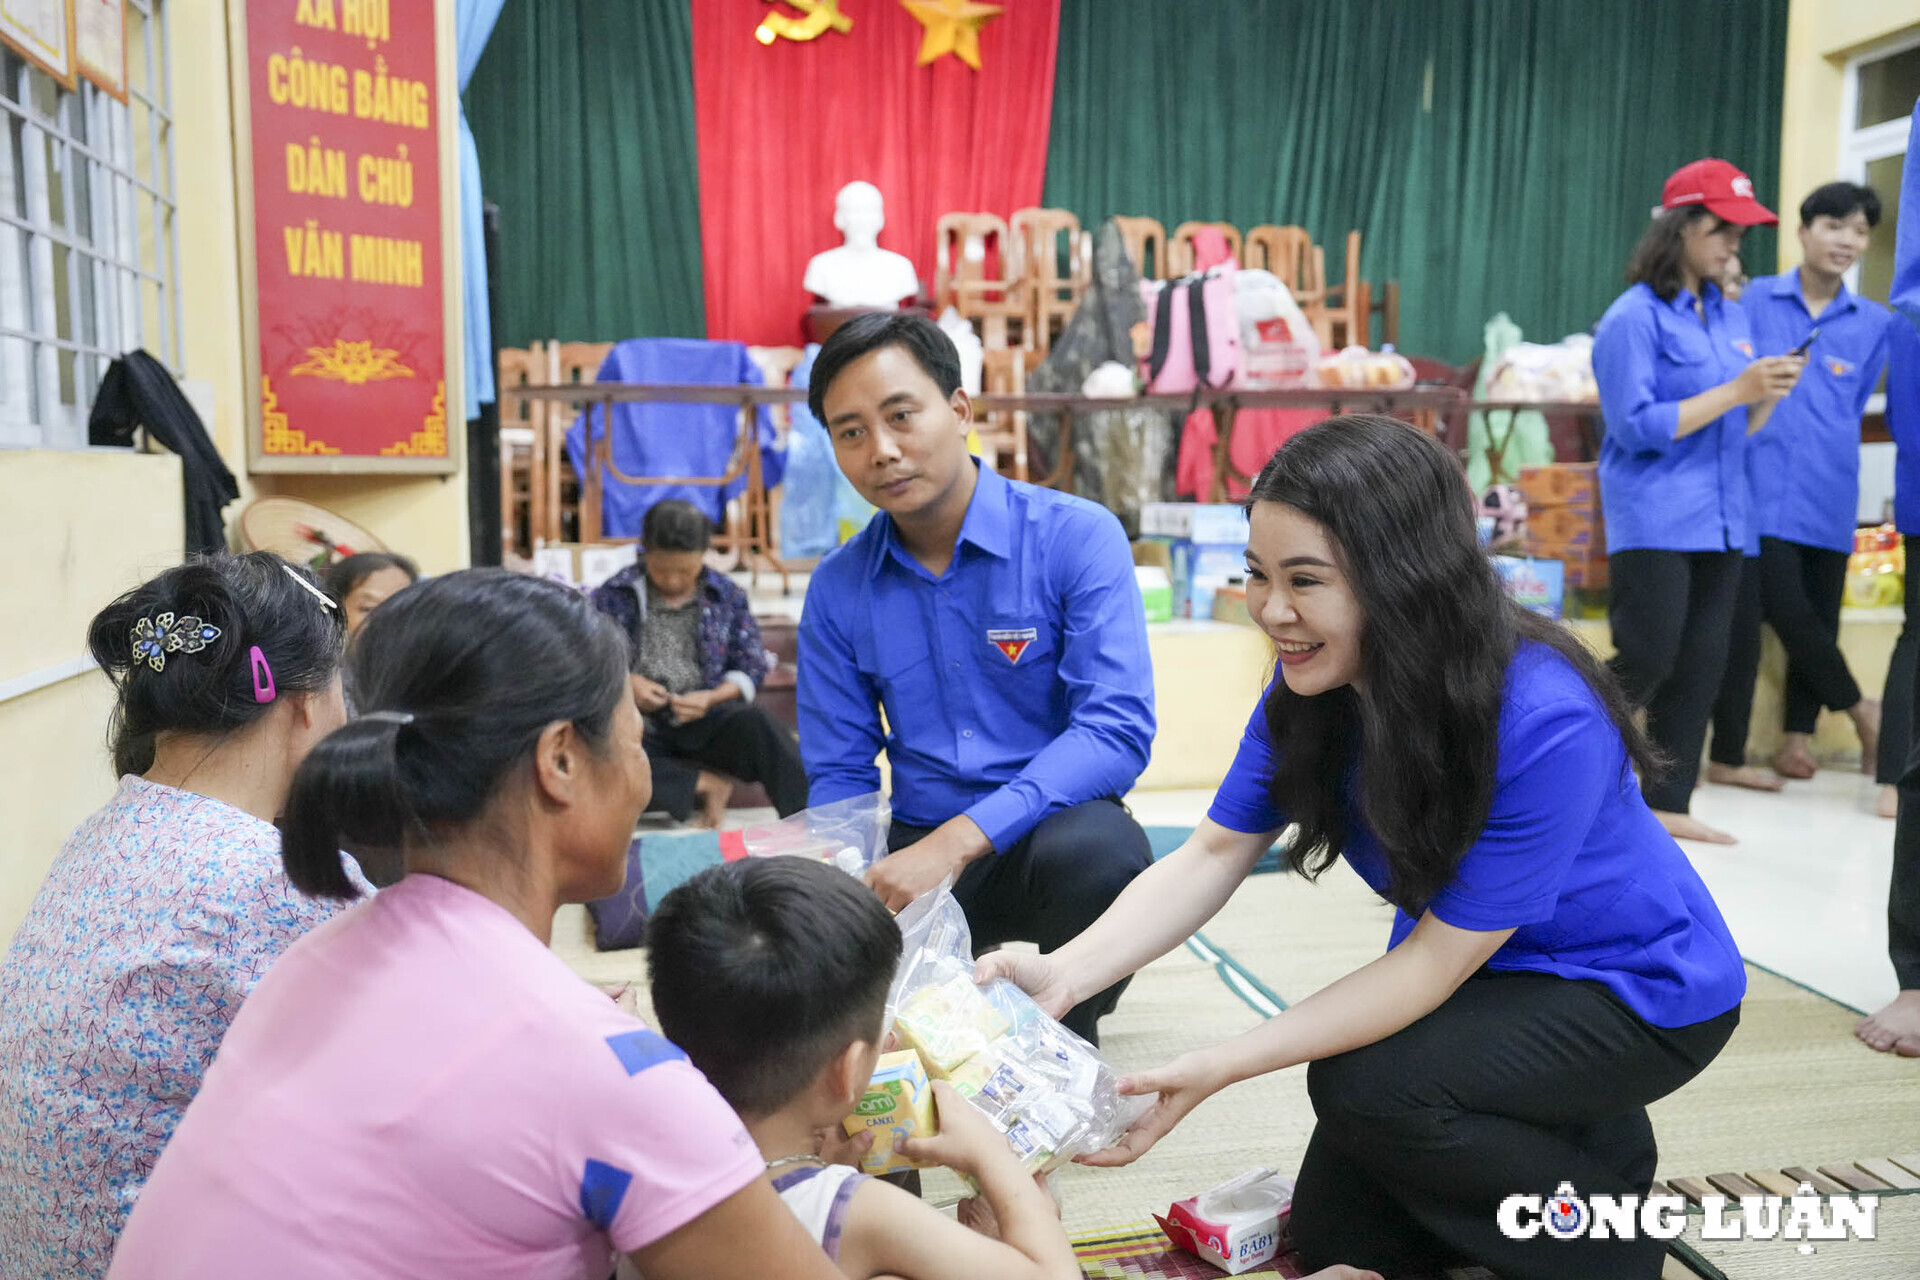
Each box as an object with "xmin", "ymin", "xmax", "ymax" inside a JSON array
[
  {"xmin": 1626, "ymin": 206, "xmax": 1723, "ymax": 302},
  {"xmin": 278, "ymin": 569, "xmax": 632, "ymax": 899},
  {"xmin": 1250, "ymin": 416, "xmax": 1661, "ymax": 913},
  {"xmin": 86, "ymin": 552, "xmax": 346, "ymax": 777}
]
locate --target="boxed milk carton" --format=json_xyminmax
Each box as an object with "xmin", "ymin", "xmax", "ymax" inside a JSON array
[
  {"xmin": 843, "ymin": 1049, "xmax": 936, "ymax": 1175},
  {"xmin": 1154, "ymin": 1168, "xmax": 1295, "ymax": 1275}
]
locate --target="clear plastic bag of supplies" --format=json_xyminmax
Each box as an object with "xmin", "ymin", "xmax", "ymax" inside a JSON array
[
  {"xmin": 735, "ymin": 792, "xmax": 892, "ymax": 877},
  {"xmin": 743, "ymin": 792, "xmax": 1149, "ymax": 1172},
  {"xmin": 885, "ymin": 868, "xmax": 1150, "ymax": 1173}
]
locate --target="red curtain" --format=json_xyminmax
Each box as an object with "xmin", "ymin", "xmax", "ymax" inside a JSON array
[{"xmin": 691, "ymin": 0, "xmax": 1061, "ymax": 347}]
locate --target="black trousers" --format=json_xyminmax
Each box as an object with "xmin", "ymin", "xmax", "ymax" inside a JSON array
[
  {"xmin": 644, "ymin": 700, "xmax": 809, "ymax": 820},
  {"xmin": 1886, "ymin": 540, "xmax": 1920, "ymax": 989},
  {"xmin": 1708, "ymin": 555, "xmax": 1763, "ymax": 768},
  {"xmin": 1607, "ymin": 549, "xmax": 1744, "ymax": 812},
  {"xmin": 888, "ymin": 797, "xmax": 1152, "ymax": 1045},
  {"xmin": 1758, "ymin": 536, "xmax": 1859, "ymax": 732},
  {"xmin": 1877, "ymin": 535, "xmax": 1920, "ymax": 785},
  {"xmin": 1290, "ymin": 971, "xmax": 1740, "ymax": 1280}
]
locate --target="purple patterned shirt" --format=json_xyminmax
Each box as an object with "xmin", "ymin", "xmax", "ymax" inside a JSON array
[
  {"xmin": 0, "ymin": 777, "xmax": 366, "ymax": 1278},
  {"xmin": 589, "ymin": 561, "xmax": 769, "ymax": 696}
]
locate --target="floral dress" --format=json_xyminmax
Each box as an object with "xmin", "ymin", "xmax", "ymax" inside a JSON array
[{"xmin": 0, "ymin": 777, "xmax": 366, "ymax": 1278}]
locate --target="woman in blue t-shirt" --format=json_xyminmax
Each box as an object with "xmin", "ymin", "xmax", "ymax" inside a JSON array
[{"xmin": 984, "ymin": 416, "xmax": 1746, "ymax": 1280}]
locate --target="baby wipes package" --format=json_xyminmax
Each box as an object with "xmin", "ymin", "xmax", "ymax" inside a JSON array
[
  {"xmin": 1155, "ymin": 1167, "xmax": 1296, "ymax": 1274},
  {"xmin": 843, "ymin": 1049, "xmax": 937, "ymax": 1176}
]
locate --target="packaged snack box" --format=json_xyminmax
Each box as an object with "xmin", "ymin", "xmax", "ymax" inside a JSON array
[
  {"xmin": 895, "ymin": 974, "xmax": 1010, "ymax": 1077},
  {"xmin": 843, "ymin": 1049, "xmax": 937, "ymax": 1176},
  {"xmin": 1155, "ymin": 1168, "xmax": 1296, "ymax": 1275}
]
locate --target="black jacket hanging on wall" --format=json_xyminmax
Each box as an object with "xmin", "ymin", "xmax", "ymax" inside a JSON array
[{"xmin": 88, "ymin": 350, "xmax": 240, "ymax": 555}]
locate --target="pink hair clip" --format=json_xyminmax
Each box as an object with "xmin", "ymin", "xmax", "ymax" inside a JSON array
[{"xmin": 250, "ymin": 646, "xmax": 276, "ymax": 704}]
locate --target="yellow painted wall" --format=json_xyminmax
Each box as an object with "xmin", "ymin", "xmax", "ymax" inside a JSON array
[
  {"xmin": 1137, "ymin": 623, "xmax": 1276, "ymax": 790},
  {"xmin": 0, "ymin": 450, "xmax": 185, "ymax": 942},
  {"xmin": 1778, "ymin": 0, "xmax": 1920, "ymax": 271},
  {"xmin": 2, "ymin": 1, "xmax": 469, "ymax": 933}
]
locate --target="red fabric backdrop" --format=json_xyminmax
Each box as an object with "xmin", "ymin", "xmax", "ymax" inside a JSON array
[{"xmin": 691, "ymin": 0, "xmax": 1061, "ymax": 346}]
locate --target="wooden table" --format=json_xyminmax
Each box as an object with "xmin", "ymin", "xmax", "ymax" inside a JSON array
[{"xmin": 517, "ymin": 384, "xmax": 1476, "ymax": 583}]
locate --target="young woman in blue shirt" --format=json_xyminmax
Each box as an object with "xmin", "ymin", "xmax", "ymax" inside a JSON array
[
  {"xmin": 1591, "ymin": 159, "xmax": 1805, "ymax": 843},
  {"xmin": 984, "ymin": 416, "xmax": 1746, "ymax": 1280}
]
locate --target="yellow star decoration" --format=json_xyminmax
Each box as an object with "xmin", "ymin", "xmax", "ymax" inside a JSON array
[{"xmin": 902, "ymin": 0, "xmax": 1004, "ymax": 71}]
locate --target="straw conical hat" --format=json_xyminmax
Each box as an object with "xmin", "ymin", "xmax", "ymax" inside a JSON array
[{"xmin": 238, "ymin": 497, "xmax": 388, "ymax": 571}]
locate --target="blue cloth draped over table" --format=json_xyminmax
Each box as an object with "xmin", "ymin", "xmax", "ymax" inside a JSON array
[{"xmin": 564, "ymin": 338, "xmax": 781, "ymax": 537}]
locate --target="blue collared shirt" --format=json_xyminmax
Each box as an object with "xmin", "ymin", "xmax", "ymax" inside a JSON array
[
  {"xmin": 1208, "ymin": 644, "xmax": 1746, "ymax": 1029},
  {"xmin": 798, "ymin": 463, "xmax": 1155, "ymax": 850},
  {"xmin": 1743, "ymin": 272, "xmax": 1891, "ymax": 552},
  {"xmin": 1886, "ymin": 315, "xmax": 1920, "ymax": 534},
  {"xmin": 1893, "ymin": 96, "xmax": 1920, "ymax": 330},
  {"xmin": 1593, "ymin": 282, "xmax": 1757, "ymax": 552}
]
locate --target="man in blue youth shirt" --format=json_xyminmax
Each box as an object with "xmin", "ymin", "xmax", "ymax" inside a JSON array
[
  {"xmin": 798, "ymin": 313, "xmax": 1155, "ymax": 1043},
  {"xmin": 1715, "ymin": 183, "xmax": 1891, "ymax": 785}
]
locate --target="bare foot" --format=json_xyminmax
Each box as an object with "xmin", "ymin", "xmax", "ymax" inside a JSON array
[
  {"xmin": 691, "ymin": 770, "xmax": 732, "ymax": 829},
  {"xmin": 1705, "ymin": 763, "xmax": 1786, "ymax": 793},
  {"xmin": 1851, "ymin": 698, "xmax": 1882, "ymax": 775},
  {"xmin": 1654, "ymin": 810, "xmax": 1737, "ymax": 845},
  {"xmin": 1855, "ymin": 989, "xmax": 1920, "ymax": 1057},
  {"xmin": 1772, "ymin": 734, "xmax": 1818, "ymax": 780},
  {"xmin": 1879, "ymin": 785, "xmax": 1901, "ymax": 819}
]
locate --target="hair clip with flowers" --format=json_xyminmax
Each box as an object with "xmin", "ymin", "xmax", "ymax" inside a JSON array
[{"xmin": 130, "ymin": 612, "xmax": 222, "ymax": 673}]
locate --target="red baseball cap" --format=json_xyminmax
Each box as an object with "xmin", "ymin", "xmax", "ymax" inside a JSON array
[{"xmin": 1660, "ymin": 158, "xmax": 1777, "ymax": 226}]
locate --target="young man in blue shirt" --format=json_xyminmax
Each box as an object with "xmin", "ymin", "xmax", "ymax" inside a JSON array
[
  {"xmin": 1714, "ymin": 184, "xmax": 1892, "ymax": 791},
  {"xmin": 797, "ymin": 313, "xmax": 1156, "ymax": 1044}
]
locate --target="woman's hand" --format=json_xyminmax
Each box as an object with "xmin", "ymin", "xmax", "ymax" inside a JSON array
[
  {"xmin": 631, "ymin": 674, "xmax": 672, "ymax": 714},
  {"xmin": 1074, "ymin": 1052, "xmax": 1227, "ymax": 1168},
  {"xmin": 1734, "ymin": 354, "xmax": 1805, "ymax": 405},
  {"xmin": 973, "ymin": 950, "xmax": 1077, "ymax": 1021}
]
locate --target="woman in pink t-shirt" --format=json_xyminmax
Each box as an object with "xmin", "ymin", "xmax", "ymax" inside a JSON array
[{"xmin": 109, "ymin": 571, "xmax": 842, "ymax": 1280}]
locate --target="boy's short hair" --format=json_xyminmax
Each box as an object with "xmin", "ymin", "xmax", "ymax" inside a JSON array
[
  {"xmin": 806, "ymin": 312, "xmax": 963, "ymax": 426},
  {"xmin": 1801, "ymin": 182, "xmax": 1882, "ymax": 229},
  {"xmin": 647, "ymin": 856, "xmax": 901, "ymax": 1118}
]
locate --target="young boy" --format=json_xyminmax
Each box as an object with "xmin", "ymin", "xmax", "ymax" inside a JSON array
[{"xmin": 646, "ymin": 855, "xmax": 1079, "ymax": 1280}]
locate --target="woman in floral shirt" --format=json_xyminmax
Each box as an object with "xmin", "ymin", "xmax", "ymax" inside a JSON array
[{"xmin": 0, "ymin": 552, "xmax": 367, "ymax": 1278}]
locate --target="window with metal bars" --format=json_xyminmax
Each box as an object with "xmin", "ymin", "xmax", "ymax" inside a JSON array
[{"xmin": 0, "ymin": 0, "xmax": 177, "ymax": 449}]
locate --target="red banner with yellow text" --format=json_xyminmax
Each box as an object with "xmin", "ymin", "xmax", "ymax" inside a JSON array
[{"xmin": 240, "ymin": 0, "xmax": 449, "ymax": 469}]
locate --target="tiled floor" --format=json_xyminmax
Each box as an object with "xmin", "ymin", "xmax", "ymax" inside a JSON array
[{"xmin": 1120, "ymin": 772, "xmax": 1903, "ymax": 1016}]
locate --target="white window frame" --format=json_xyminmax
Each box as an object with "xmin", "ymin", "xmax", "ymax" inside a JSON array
[
  {"xmin": 1838, "ymin": 28, "xmax": 1920, "ymax": 299},
  {"xmin": 0, "ymin": 0, "xmax": 178, "ymax": 450}
]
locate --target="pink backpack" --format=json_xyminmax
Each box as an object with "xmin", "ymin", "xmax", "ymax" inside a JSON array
[{"xmin": 1140, "ymin": 228, "xmax": 1239, "ymax": 396}]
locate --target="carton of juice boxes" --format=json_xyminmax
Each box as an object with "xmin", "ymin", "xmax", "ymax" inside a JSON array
[{"xmin": 844, "ymin": 1049, "xmax": 937, "ymax": 1176}]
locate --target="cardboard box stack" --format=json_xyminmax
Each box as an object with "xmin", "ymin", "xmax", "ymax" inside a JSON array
[
  {"xmin": 1140, "ymin": 503, "xmax": 1251, "ymax": 619},
  {"xmin": 1518, "ymin": 463, "xmax": 1607, "ymax": 590}
]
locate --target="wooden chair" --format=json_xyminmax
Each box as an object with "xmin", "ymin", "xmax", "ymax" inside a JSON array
[
  {"xmin": 1008, "ymin": 208, "xmax": 1088, "ymax": 354},
  {"xmin": 934, "ymin": 213, "xmax": 1028, "ymax": 350},
  {"xmin": 1110, "ymin": 215, "xmax": 1169, "ymax": 282},
  {"xmin": 977, "ymin": 347, "xmax": 1034, "ymax": 482},
  {"xmin": 1243, "ymin": 224, "xmax": 1332, "ymax": 345},
  {"xmin": 496, "ymin": 344, "xmax": 547, "ymax": 559},
  {"xmin": 1166, "ymin": 221, "xmax": 1243, "ymax": 278},
  {"xmin": 1322, "ymin": 230, "xmax": 1367, "ymax": 349},
  {"xmin": 548, "ymin": 341, "xmax": 614, "ymax": 546}
]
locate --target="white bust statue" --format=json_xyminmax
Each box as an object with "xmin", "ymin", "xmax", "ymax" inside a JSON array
[{"xmin": 803, "ymin": 181, "xmax": 921, "ymax": 309}]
